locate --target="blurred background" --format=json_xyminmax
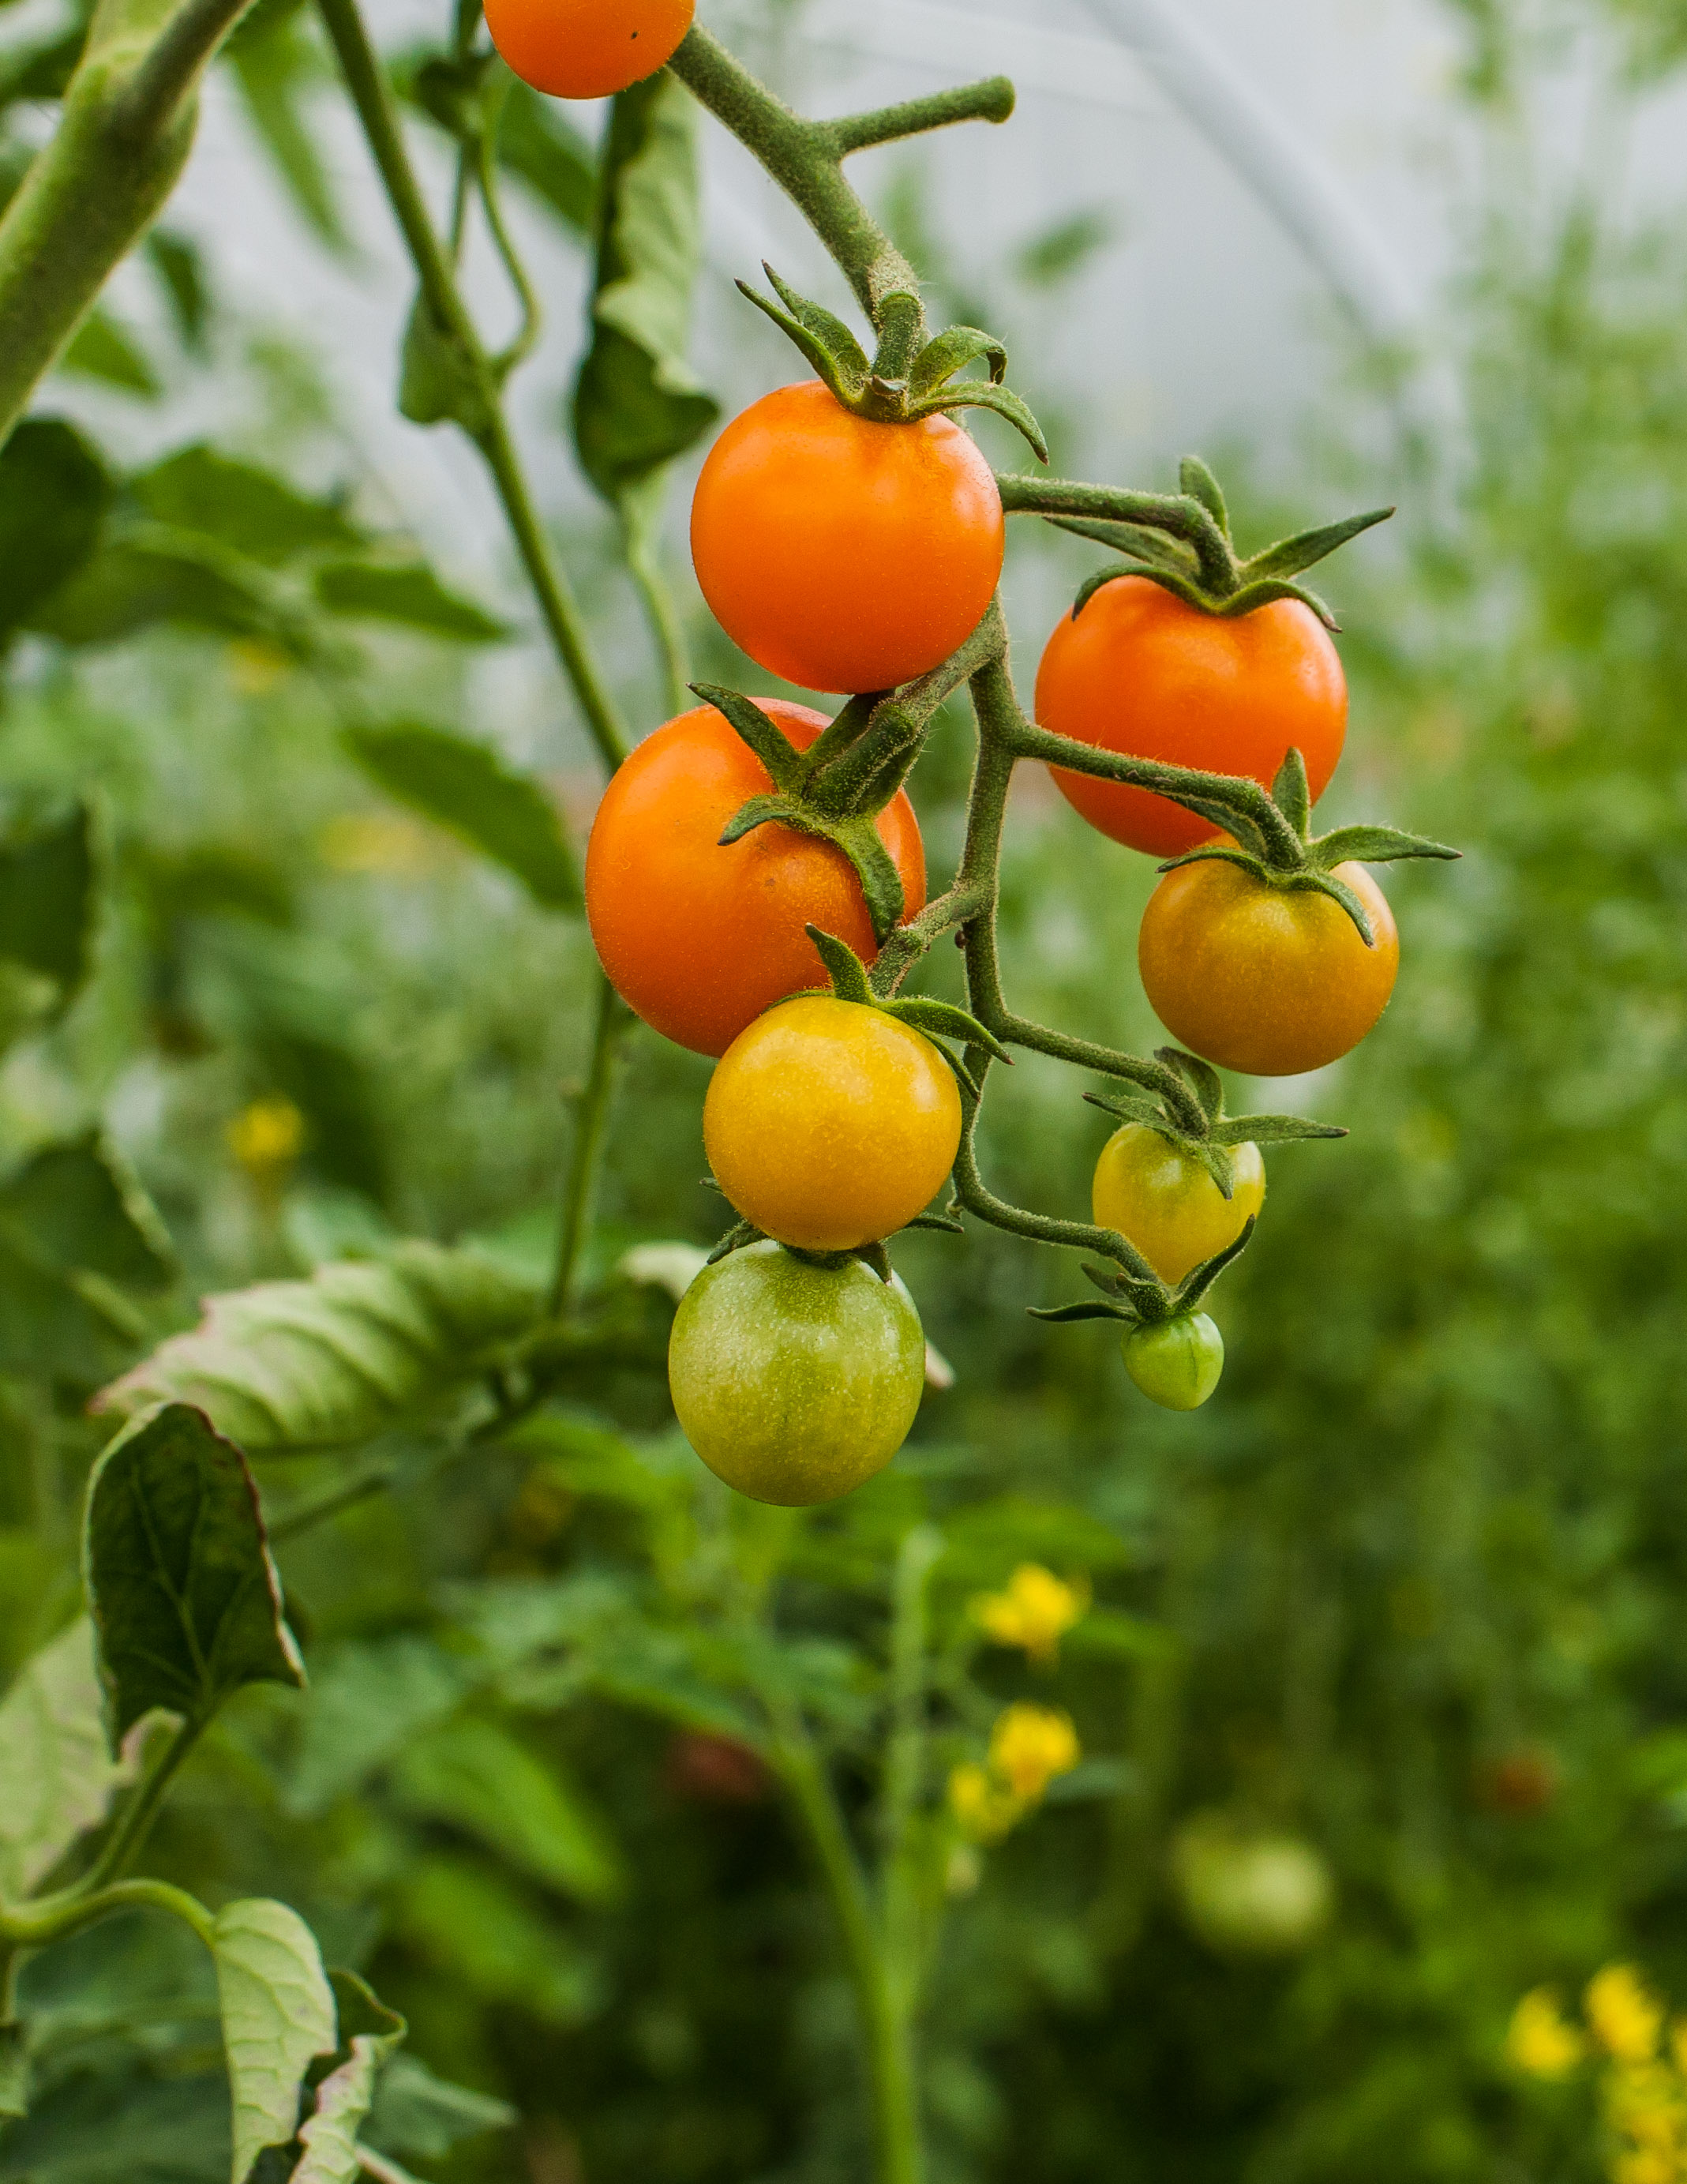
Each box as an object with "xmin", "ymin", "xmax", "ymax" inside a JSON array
[{"xmin": 6, "ymin": 0, "xmax": 1687, "ymax": 2179}]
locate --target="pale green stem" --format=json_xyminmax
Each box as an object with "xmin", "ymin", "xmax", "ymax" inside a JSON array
[{"xmin": 549, "ymin": 974, "xmax": 628, "ymax": 1320}]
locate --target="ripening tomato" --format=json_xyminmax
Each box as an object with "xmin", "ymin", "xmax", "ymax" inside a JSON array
[
  {"xmin": 705, "ymin": 996, "xmax": 961, "ymax": 1251},
  {"xmin": 1092, "ymin": 1123, "xmax": 1264, "ymax": 1285},
  {"xmin": 1124, "ymin": 1314, "xmax": 1224, "ymax": 1411},
  {"xmin": 691, "ymin": 381, "xmax": 1004, "ymax": 695},
  {"xmin": 586, "ymin": 700, "xmax": 926, "ymax": 1058},
  {"xmin": 1138, "ymin": 859, "xmax": 1398, "ymax": 1077},
  {"xmin": 1036, "ymin": 576, "xmax": 1347, "ymax": 857},
  {"xmin": 669, "ymin": 1241, "xmax": 926, "ymax": 1506},
  {"xmin": 482, "ymin": 0, "xmax": 694, "ymax": 99}
]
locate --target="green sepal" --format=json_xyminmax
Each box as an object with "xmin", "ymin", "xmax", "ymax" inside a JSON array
[
  {"xmin": 1280, "ymin": 866, "xmax": 1378, "ymax": 948},
  {"xmin": 1157, "ymin": 1047, "xmax": 1224, "ymax": 1124},
  {"xmin": 1049, "ymin": 516, "xmax": 1202, "ymax": 577},
  {"xmin": 1082, "ymin": 1248, "xmax": 1167, "ymax": 1310},
  {"xmin": 737, "ymin": 265, "xmax": 868, "ymax": 403},
  {"xmin": 1212, "ymin": 1114, "xmax": 1347, "ymax": 1146},
  {"xmin": 803, "ymin": 925, "xmax": 874, "ymax": 1004},
  {"xmin": 718, "ymin": 793, "xmax": 801, "ymax": 847},
  {"xmin": 1157, "ymin": 843, "xmax": 1272, "ymax": 881},
  {"xmin": 1271, "ymin": 748, "xmax": 1312, "ymax": 840},
  {"xmin": 1172, "ymin": 1217, "xmax": 1257, "ymax": 1312},
  {"xmin": 905, "ymin": 1208, "xmax": 965, "ymax": 1235},
  {"xmin": 793, "ymin": 691, "xmax": 885, "ymax": 783},
  {"xmin": 909, "ymin": 324, "xmax": 1008, "ymax": 396},
  {"xmin": 882, "ymin": 996, "xmax": 1013, "ymax": 1065},
  {"xmin": 806, "ymin": 703, "xmax": 921, "ymax": 820},
  {"xmin": 1243, "ymin": 505, "xmax": 1393, "ymax": 583},
  {"xmin": 1311, "ymin": 824, "xmax": 1460, "ymax": 866},
  {"xmin": 1179, "ymin": 456, "xmax": 1231, "ymax": 538},
  {"xmin": 1072, "ymin": 558, "xmax": 1212, "ymax": 621},
  {"xmin": 690, "ymin": 681, "xmax": 804, "ymax": 789},
  {"xmin": 1029, "ymin": 1300, "xmax": 1136, "ymax": 1326},
  {"xmin": 928, "ymin": 1042, "xmax": 983, "ymax": 1104},
  {"xmin": 853, "ymin": 1241, "xmax": 894, "ymax": 1284},
  {"xmin": 1082, "ymin": 1087, "xmax": 1168, "ymax": 1127},
  {"xmin": 707, "ymin": 1219, "xmax": 764, "ymax": 1266},
  {"xmin": 1211, "ymin": 576, "xmax": 1340, "ymax": 629},
  {"xmin": 832, "ymin": 816, "xmax": 908, "ymax": 940},
  {"xmin": 915, "ymin": 378, "xmax": 1048, "ymax": 463}
]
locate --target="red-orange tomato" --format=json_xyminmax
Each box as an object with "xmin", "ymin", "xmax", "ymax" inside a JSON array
[
  {"xmin": 1036, "ymin": 576, "xmax": 1348, "ymax": 858},
  {"xmin": 585, "ymin": 700, "xmax": 927, "ymax": 1058},
  {"xmin": 691, "ymin": 381, "xmax": 1004, "ymax": 696},
  {"xmin": 482, "ymin": 0, "xmax": 693, "ymax": 99}
]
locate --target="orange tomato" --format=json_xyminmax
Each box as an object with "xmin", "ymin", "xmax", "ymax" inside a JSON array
[
  {"xmin": 705, "ymin": 996, "xmax": 962, "ymax": 1250},
  {"xmin": 585, "ymin": 700, "xmax": 927, "ymax": 1058},
  {"xmin": 1138, "ymin": 858, "xmax": 1398, "ymax": 1077},
  {"xmin": 482, "ymin": 0, "xmax": 694, "ymax": 99},
  {"xmin": 690, "ymin": 381, "xmax": 1004, "ymax": 695},
  {"xmin": 1036, "ymin": 576, "xmax": 1347, "ymax": 857}
]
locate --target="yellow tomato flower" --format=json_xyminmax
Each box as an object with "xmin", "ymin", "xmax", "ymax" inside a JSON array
[
  {"xmin": 947, "ymin": 1762, "xmax": 1021, "ymax": 1844},
  {"xmin": 1613, "ymin": 2152, "xmax": 1675, "ymax": 2184},
  {"xmin": 988, "ymin": 1703, "xmax": 1081, "ymax": 1803},
  {"xmin": 970, "ymin": 1565, "xmax": 1089, "ymax": 1664},
  {"xmin": 1589, "ymin": 1966, "xmax": 1665, "ymax": 2066},
  {"xmin": 1507, "ymin": 1989, "xmax": 1585, "ymax": 2081},
  {"xmin": 227, "ymin": 1095, "xmax": 306, "ymax": 1177}
]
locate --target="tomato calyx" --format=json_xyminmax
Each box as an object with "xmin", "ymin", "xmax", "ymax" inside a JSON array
[
  {"xmin": 1085, "ymin": 1044, "xmax": 1346, "ymax": 1203},
  {"xmin": 695, "ymin": 681, "xmax": 928, "ymax": 941},
  {"xmin": 802, "ymin": 925, "xmax": 1011, "ymax": 1105},
  {"xmin": 1040, "ymin": 456, "xmax": 1393, "ymax": 629},
  {"xmin": 1158, "ymin": 748, "xmax": 1460, "ymax": 948},
  {"xmin": 735, "ymin": 262, "xmax": 1048, "ymax": 463}
]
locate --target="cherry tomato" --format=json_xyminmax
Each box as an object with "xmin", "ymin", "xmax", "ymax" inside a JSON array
[
  {"xmin": 1138, "ymin": 859, "xmax": 1397, "ymax": 1077},
  {"xmin": 668, "ymin": 1241, "xmax": 926, "ymax": 1506},
  {"xmin": 705, "ymin": 996, "xmax": 961, "ymax": 1251},
  {"xmin": 1035, "ymin": 576, "xmax": 1347, "ymax": 857},
  {"xmin": 1172, "ymin": 1814, "xmax": 1334, "ymax": 1954},
  {"xmin": 482, "ymin": 0, "xmax": 694, "ymax": 99},
  {"xmin": 1092, "ymin": 1124, "xmax": 1264, "ymax": 1285},
  {"xmin": 691, "ymin": 381, "xmax": 1004, "ymax": 695},
  {"xmin": 586, "ymin": 700, "xmax": 927, "ymax": 1058},
  {"xmin": 1124, "ymin": 1314, "xmax": 1224, "ymax": 1411}
]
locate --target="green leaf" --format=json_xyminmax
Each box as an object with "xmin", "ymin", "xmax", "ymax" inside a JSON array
[
  {"xmin": 0, "ymin": 1231, "xmax": 135, "ymax": 1379},
  {"xmin": 1243, "ymin": 504, "xmax": 1393, "ymax": 582},
  {"xmin": 92, "ymin": 1243, "xmax": 540, "ymax": 1450},
  {"xmin": 313, "ymin": 558, "xmax": 508, "ymax": 643},
  {"xmin": 392, "ymin": 1714, "xmax": 625, "ymax": 1904},
  {"xmin": 146, "ymin": 231, "xmax": 211, "ymax": 355},
  {"xmin": 1179, "ymin": 456, "xmax": 1231, "ymax": 538},
  {"xmin": 226, "ymin": 0, "xmax": 351, "ymax": 253},
  {"xmin": 0, "ymin": 798, "xmax": 95, "ymax": 1001},
  {"xmin": 83, "ymin": 1403, "xmax": 305, "ymax": 1741},
  {"xmin": 395, "ymin": 1855, "xmax": 602, "ymax": 2027},
  {"xmin": 0, "ymin": 1133, "xmax": 174, "ymax": 1290},
  {"xmin": 131, "ymin": 446, "xmax": 359, "ymax": 567},
  {"xmin": 883, "ymin": 996, "xmax": 1014, "ymax": 1065},
  {"xmin": 0, "ymin": 2026, "xmax": 24, "ymax": 2122},
  {"xmin": 396, "ymin": 295, "xmax": 491, "ymax": 437},
  {"xmin": 291, "ymin": 1972, "xmax": 406, "ymax": 2184},
  {"xmin": 1311, "ymin": 824, "xmax": 1461, "ymax": 865},
  {"xmin": 212, "ymin": 1897, "xmax": 337, "ymax": 2184},
  {"xmin": 343, "ymin": 722, "xmax": 580, "ymax": 912},
  {"xmin": 287, "ymin": 1635, "xmax": 477, "ymax": 1818},
  {"xmin": 0, "ymin": 1619, "xmax": 133, "ymax": 1899},
  {"xmin": 495, "ymin": 77, "xmax": 595, "ymax": 234},
  {"xmin": 26, "ymin": 538, "xmax": 302, "ymax": 652},
  {"xmin": 59, "ymin": 310, "xmax": 159, "ymax": 399},
  {"xmin": 572, "ymin": 73, "xmax": 719, "ymax": 502},
  {"xmin": 908, "ymin": 324, "xmax": 1008, "ymax": 396},
  {"xmin": 367, "ymin": 2055, "xmax": 515, "ymax": 2162},
  {"xmin": 802, "ymin": 925, "xmax": 873, "ymax": 1005},
  {"xmin": 0, "ymin": 418, "xmax": 109, "ymax": 639},
  {"xmin": 937, "ymin": 1497, "xmax": 1136, "ymax": 1587}
]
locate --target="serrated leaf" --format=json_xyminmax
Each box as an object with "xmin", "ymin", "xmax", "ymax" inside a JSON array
[
  {"xmin": 344, "ymin": 722, "xmax": 580, "ymax": 912},
  {"xmin": 313, "ymin": 558, "xmax": 508, "ymax": 643},
  {"xmin": 92, "ymin": 1242, "xmax": 539, "ymax": 1451},
  {"xmin": 131, "ymin": 445, "xmax": 359, "ymax": 568},
  {"xmin": 0, "ymin": 1619, "xmax": 136, "ymax": 1899},
  {"xmin": 1179, "ymin": 455, "xmax": 1230, "ymax": 536},
  {"xmin": 919, "ymin": 377, "xmax": 1048, "ymax": 463},
  {"xmin": 212, "ymin": 1897, "xmax": 338, "ymax": 2184},
  {"xmin": 689, "ymin": 683, "xmax": 803, "ymax": 789},
  {"xmin": 1243, "ymin": 504, "xmax": 1393, "ymax": 582},
  {"xmin": 392, "ymin": 1714, "xmax": 625, "ymax": 1904},
  {"xmin": 0, "ymin": 418, "xmax": 109, "ymax": 640},
  {"xmin": 291, "ymin": 1972, "xmax": 406, "ymax": 2184},
  {"xmin": 1212, "ymin": 1114, "xmax": 1347, "ymax": 1146},
  {"xmin": 0, "ymin": 1132, "xmax": 174, "ymax": 1290},
  {"xmin": 84, "ymin": 1403, "xmax": 305, "ymax": 1742},
  {"xmin": 802, "ymin": 925, "xmax": 873, "ymax": 1005},
  {"xmin": 909, "ymin": 324, "xmax": 1008, "ymax": 396},
  {"xmin": 1312, "ymin": 824, "xmax": 1461, "ymax": 865},
  {"xmin": 883, "ymin": 996, "xmax": 1013, "ymax": 1064},
  {"xmin": 573, "ymin": 73, "xmax": 718, "ymax": 501},
  {"xmin": 1271, "ymin": 746, "xmax": 1311, "ymax": 839}
]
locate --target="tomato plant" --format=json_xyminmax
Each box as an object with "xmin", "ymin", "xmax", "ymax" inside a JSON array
[
  {"xmin": 482, "ymin": 0, "xmax": 695, "ymax": 99},
  {"xmin": 667, "ymin": 1240, "xmax": 927, "ymax": 1505},
  {"xmin": 1037, "ymin": 574, "xmax": 1347, "ymax": 857},
  {"xmin": 1092, "ymin": 1121, "xmax": 1265, "ymax": 1285},
  {"xmin": 704, "ymin": 996, "xmax": 962, "ymax": 1251},
  {"xmin": 585, "ymin": 699, "xmax": 926, "ymax": 1056}
]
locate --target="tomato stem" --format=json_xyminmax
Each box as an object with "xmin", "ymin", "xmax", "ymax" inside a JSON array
[{"xmin": 549, "ymin": 973, "xmax": 630, "ymax": 1323}]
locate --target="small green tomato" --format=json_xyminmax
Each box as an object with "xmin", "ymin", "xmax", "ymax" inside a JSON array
[
  {"xmin": 1123, "ymin": 1313, "xmax": 1224, "ymax": 1411},
  {"xmin": 668, "ymin": 1240, "xmax": 926, "ymax": 1506}
]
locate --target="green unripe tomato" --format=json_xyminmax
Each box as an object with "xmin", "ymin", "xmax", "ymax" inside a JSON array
[
  {"xmin": 1123, "ymin": 1313, "xmax": 1224, "ymax": 1410},
  {"xmin": 1171, "ymin": 1812, "xmax": 1335, "ymax": 1956},
  {"xmin": 668, "ymin": 1240, "xmax": 926, "ymax": 1507}
]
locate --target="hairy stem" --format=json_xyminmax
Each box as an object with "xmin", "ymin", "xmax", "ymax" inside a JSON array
[
  {"xmin": 549, "ymin": 974, "xmax": 629, "ymax": 1320},
  {"xmin": 75, "ymin": 1716, "xmax": 204, "ymax": 1895},
  {"xmin": 315, "ymin": 0, "xmax": 628, "ymax": 769}
]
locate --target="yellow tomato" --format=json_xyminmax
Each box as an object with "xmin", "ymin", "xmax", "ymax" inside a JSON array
[
  {"xmin": 704, "ymin": 996, "xmax": 962, "ymax": 1251},
  {"xmin": 1092, "ymin": 1122, "xmax": 1265, "ymax": 1285}
]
